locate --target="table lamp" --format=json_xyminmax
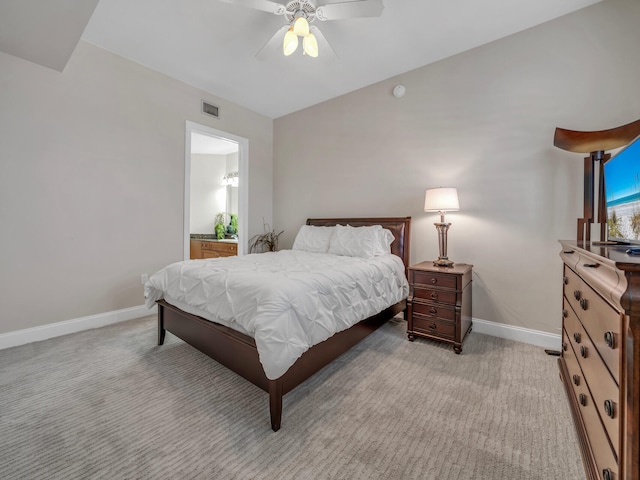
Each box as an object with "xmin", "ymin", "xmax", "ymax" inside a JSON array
[{"xmin": 424, "ymin": 187, "xmax": 459, "ymax": 267}]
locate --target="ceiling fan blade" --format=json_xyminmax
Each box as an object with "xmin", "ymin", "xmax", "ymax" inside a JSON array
[
  {"xmin": 217, "ymin": 0, "xmax": 286, "ymax": 15},
  {"xmin": 310, "ymin": 26, "xmax": 338, "ymax": 61},
  {"xmin": 315, "ymin": 0, "xmax": 384, "ymax": 21},
  {"xmin": 255, "ymin": 25, "xmax": 289, "ymax": 60}
]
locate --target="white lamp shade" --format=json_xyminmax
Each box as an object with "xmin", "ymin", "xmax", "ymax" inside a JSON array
[
  {"xmin": 424, "ymin": 187, "xmax": 460, "ymax": 212},
  {"xmin": 283, "ymin": 27, "xmax": 298, "ymax": 56},
  {"xmin": 303, "ymin": 33, "xmax": 318, "ymax": 57},
  {"xmin": 293, "ymin": 16, "xmax": 309, "ymax": 36}
]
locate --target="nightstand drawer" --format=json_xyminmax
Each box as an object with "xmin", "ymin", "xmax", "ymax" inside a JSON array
[
  {"xmin": 413, "ymin": 286, "xmax": 457, "ymax": 305},
  {"xmin": 411, "ymin": 315, "xmax": 455, "ymax": 339},
  {"xmin": 412, "ymin": 301, "xmax": 455, "ymax": 322},
  {"xmin": 412, "ymin": 271, "xmax": 457, "ymax": 290}
]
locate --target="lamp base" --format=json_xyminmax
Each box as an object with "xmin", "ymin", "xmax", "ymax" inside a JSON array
[{"xmin": 433, "ymin": 258, "xmax": 454, "ymax": 268}]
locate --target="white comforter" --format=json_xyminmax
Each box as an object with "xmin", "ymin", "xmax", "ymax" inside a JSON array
[{"xmin": 144, "ymin": 250, "xmax": 408, "ymax": 379}]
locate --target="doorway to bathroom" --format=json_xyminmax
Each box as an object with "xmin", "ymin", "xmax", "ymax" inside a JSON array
[{"xmin": 184, "ymin": 121, "xmax": 248, "ymax": 259}]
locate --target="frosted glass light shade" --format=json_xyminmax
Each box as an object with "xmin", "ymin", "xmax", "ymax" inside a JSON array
[
  {"xmin": 303, "ymin": 33, "xmax": 318, "ymax": 57},
  {"xmin": 424, "ymin": 187, "xmax": 460, "ymax": 212},
  {"xmin": 283, "ymin": 27, "xmax": 298, "ymax": 56},
  {"xmin": 293, "ymin": 16, "xmax": 309, "ymax": 36}
]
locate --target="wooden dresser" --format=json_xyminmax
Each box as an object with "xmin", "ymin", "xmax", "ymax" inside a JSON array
[
  {"xmin": 407, "ymin": 262, "xmax": 472, "ymax": 353},
  {"xmin": 559, "ymin": 240, "xmax": 640, "ymax": 480},
  {"xmin": 190, "ymin": 240, "xmax": 237, "ymax": 259}
]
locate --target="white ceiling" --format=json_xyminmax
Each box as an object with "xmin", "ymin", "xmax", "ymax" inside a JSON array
[
  {"xmin": 0, "ymin": 0, "xmax": 99, "ymax": 72},
  {"xmin": 191, "ymin": 132, "xmax": 239, "ymax": 155},
  {"xmin": 2, "ymin": 0, "xmax": 602, "ymax": 119}
]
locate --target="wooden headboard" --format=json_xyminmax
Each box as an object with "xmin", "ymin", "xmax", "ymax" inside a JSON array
[{"xmin": 306, "ymin": 217, "xmax": 411, "ymax": 271}]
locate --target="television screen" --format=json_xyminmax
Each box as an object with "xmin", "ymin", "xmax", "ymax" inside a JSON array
[{"xmin": 604, "ymin": 135, "xmax": 640, "ymax": 243}]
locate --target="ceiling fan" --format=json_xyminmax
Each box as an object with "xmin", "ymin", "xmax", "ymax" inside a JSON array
[{"xmin": 218, "ymin": 0, "xmax": 384, "ymax": 59}]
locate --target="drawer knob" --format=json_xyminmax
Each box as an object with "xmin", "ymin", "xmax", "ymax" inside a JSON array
[
  {"xmin": 563, "ymin": 276, "xmax": 568, "ymax": 285},
  {"xmin": 428, "ymin": 323, "xmax": 437, "ymax": 330},
  {"xmin": 604, "ymin": 400, "xmax": 615, "ymax": 418},
  {"xmin": 562, "ymin": 342, "xmax": 568, "ymax": 352},
  {"xmin": 429, "ymin": 307, "xmax": 437, "ymax": 315},
  {"xmin": 564, "ymin": 250, "xmax": 575, "ymax": 254},
  {"xmin": 573, "ymin": 332, "xmax": 581, "ymax": 343},
  {"xmin": 430, "ymin": 292, "xmax": 438, "ymax": 300},
  {"xmin": 602, "ymin": 468, "xmax": 613, "ymax": 480},
  {"xmin": 572, "ymin": 374, "xmax": 580, "ymax": 386},
  {"xmin": 579, "ymin": 298, "xmax": 588, "ymax": 310},
  {"xmin": 583, "ymin": 263, "xmax": 598, "ymax": 268},
  {"xmin": 579, "ymin": 393, "xmax": 587, "ymax": 407},
  {"xmin": 573, "ymin": 290, "xmax": 581, "ymax": 300},
  {"xmin": 562, "ymin": 309, "xmax": 568, "ymax": 318},
  {"xmin": 580, "ymin": 346, "xmax": 587, "ymax": 358},
  {"xmin": 604, "ymin": 331, "xmax": 615, "ymax": 349},
  {"xmin": 430, "ymin": 278, "xmax": 437, "ymax": 285}
]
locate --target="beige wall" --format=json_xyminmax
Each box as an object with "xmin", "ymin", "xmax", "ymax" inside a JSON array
[
  {"xmin": 274, "ymin": 0, "xmax": 640, "ymax": 335},
  {"xmin": 0, "ymin": 41, "xmax": 273, "ymax": 334}
]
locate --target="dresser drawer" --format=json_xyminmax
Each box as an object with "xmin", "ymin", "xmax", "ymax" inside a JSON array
[
  {"xmin": 202, "ymin": 242, "xmax": 238, "ymax": 253},
  {"xmin": 412, "ymin": 286, "xmax": 458, "ymax": 305},
  {"xmin": 412, "ymin": 271, "xmax": 457, "ymax": 290},
  {"xmin": 563, "ymin": 331, "xmax": 619, "ymax": 480},
  {"xmin": 412, "ymin": 301, "xmax": 456, "ymax": 322},
  {"xmin": 564, "ymin": 266, "xmax": 621, "ymax": 383},
  {"xmin": 411, "ymin": 315, "xmax": 455, "ymax": 340},
  {"xmin": 564, "ymin": 300, "xmax": 619, "ymax": 457}
]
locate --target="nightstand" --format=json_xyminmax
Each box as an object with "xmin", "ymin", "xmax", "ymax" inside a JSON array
[{"xmin": 407, "ymin": 262, "xmax": 473, "ymax": 353}]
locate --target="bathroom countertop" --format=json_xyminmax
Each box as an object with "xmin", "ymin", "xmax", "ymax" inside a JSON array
[{"xmin": 190, "ymin": 234, "xmax": 238, "ymax": 243}]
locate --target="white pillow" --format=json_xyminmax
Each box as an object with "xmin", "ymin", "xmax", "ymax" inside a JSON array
[
  {"xmin": 292, "ymin": 225, "xmax": 335, "ymax": 253},
  {"xmin": 375, "ymin": 228, "xmax": 395, "ymax": 255},
  {"xmin": 328, "ymin": 225, "xmax": 394, "ymax": 258}
]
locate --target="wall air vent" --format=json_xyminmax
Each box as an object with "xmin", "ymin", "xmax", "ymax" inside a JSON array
[{"xmin": 201, "ymin": 101, "xmax": 220, "ymax": 119}]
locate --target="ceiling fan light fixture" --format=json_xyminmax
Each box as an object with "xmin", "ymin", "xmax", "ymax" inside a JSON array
[
  {"xmin": 303, "ymin": 32, "xmax": 319, "ymax": 57},
  {"xmin": 293, "ymin": 16, "xmax": 310, "ymax": 37},
  {"xmin": 283, "ymin": 26, "xmax": 298, "ymax": 56}
]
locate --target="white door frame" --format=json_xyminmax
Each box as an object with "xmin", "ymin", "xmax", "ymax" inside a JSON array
[{"xmin": 184, "ymin": 121, "xmax": 249, "ymax": 259}]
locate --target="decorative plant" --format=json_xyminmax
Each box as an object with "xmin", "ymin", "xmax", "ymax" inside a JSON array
[
  {"xmin": 249, "ymin": 220, "xmax": 283, "ymax": 253},
  {"xmin": 227, "ymin": 214, "xmax": 238, "ymax": 236},
  {"xmin": 214, "ymin": 213, "xmax": 226, "ymax": 240}
]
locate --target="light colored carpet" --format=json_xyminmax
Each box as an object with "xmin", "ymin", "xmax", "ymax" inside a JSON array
[{"xmin": 0, "ymin": 316, "xmax": 582, "ymax": 479}]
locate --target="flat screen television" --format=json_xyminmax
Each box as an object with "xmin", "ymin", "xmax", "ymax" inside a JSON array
[{"xmin": 604, "ymin": 134, "xmax": 640, "ymax": 244}]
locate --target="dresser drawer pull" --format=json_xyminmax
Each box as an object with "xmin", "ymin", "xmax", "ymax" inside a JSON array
[
  {"xmin": 604, "ymin": 399, "xmax": 615, "ymax": 418},
  {"xmin": 429, "ymin": 308, "xmax": 437, "ymax": 315},
  {"xmin": 562, "ymin": 309, "xmax": 568, "ymax": 318},
  {"xmin": 604, "ymin": 331, "xmax": 615, "ymax": 349},
  {"xmin": 562, "ymin": 342, "xmax": 568, "ymax": 352},
  {"xmin": 580, "ymin": 346, "xmax": 587, "ymax": 358},
  {"xmin": 430, "ymin": 292, "xmax": 438, "ymax": 300},
  {"xmin": 563, "ymin": 276, "xmax": 568, "ymax": 285},
  {"xmin": 573, "ymin": 290, "xmax": 581, "ymax": 300},
  {"xmin": 579, "ymin": 393, "xmax": 587, "ymax": 406},
  {"xmin": 430, "ymin": 278, "xmax": 437, "ymax": 285},
  {"xmin": 572, "ymin": 374, "xmax": 580, "ymax": 386},
  {"xmin": 579, "ymin": 298, "xmax": 588, "ymax": 310},
  {"xmin": 582, "ymin": 263, "xmax": 598, "ymax": 268},
  {"xmin": 573, "ymin": 332, "xmax": 581, "ymax": 343},
  {"xmin": 428, "ymin": 323, "xmax": 437, "ymax": 330},
  {"xmin": 602, "ymin": 468, "xmax": 613, "ymax": 480},
  {"xmin": 564, "ymin": 250, "xmax": 575, "ymax": 254}
]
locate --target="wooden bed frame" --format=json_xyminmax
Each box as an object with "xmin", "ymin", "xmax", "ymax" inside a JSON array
[{"xmin": 157, "ymin": 217, "xmax": 411, "ymax": 431}]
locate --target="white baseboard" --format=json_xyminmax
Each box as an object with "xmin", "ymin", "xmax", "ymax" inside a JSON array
[
  {"xmin": 0, "ymin": 304, "xmax": 157, "ymax": 350},
  {"xmin": 472, "ymin": 317, "xmax": 561, "ymax": 350},
  {"xmin": 0, "ymin": 308, "xmax": 560, "ymax": 352}
]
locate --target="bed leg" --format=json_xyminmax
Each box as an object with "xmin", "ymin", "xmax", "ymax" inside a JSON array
[
  {"xmin": 268, "ymin": 380, "xmax": 283, "ymax": 432},
  {"xmin": 157, "ymin": 304, "xmax": 166, "ymax": 346}
]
